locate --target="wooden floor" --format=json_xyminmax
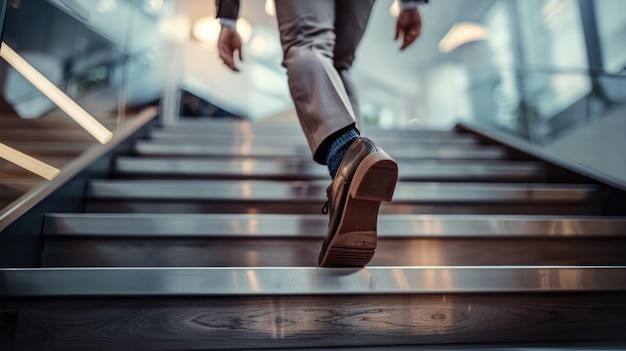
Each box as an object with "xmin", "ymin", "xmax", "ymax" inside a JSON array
[{"xmin": 6, "ymin": 293, "xmax": 626, "ymax": 350}]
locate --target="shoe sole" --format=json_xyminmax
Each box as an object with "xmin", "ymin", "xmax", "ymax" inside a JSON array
[{"xmin": 318, "ymin": 151, "xmax": 398, "ymax": 267}]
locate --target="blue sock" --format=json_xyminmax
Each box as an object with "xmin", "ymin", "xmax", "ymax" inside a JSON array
[{"xmin": 325, "ymin": 128, "xmax": 359, "ymax": 178}]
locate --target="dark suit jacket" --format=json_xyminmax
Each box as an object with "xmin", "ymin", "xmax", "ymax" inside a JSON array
[
  {"xmin": 216, "ymin": 0, "xmax": 240, "ymax": 20},
  {"xmin": 216, "ymin": 0, "xmax": 428, "ymax": 20}
]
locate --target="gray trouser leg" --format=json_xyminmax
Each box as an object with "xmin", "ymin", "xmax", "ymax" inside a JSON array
[
  {"xmin": 338, "ymin": 69, "xmax": 363, "ymax": 130},
  {"xmin": 275, "ymin": 0, "xmax": 375, "ymax": 164}
]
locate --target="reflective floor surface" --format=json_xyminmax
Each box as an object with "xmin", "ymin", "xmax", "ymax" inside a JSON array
[{"xmin": 3, "ymin": 119, "xmax": 626, "ymax": 350}]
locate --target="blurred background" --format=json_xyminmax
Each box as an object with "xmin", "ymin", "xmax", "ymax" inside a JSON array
[
  {"xmin": 2, "ymin": 2, "xmax": 626, "ymax": 347},
  {"xmin": 3, "ymin": 0, "xmax": 625, "ymax": 131},
  {"xmin": 0, "ymin": 0, "xmax": 625, "ymax": 208}
]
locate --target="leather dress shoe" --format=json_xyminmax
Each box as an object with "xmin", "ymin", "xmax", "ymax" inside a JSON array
[{"xmin": 318, "ymin": 137, "xmax": 398, "ymax": 267}]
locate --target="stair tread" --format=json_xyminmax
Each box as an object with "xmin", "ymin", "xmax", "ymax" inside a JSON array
[
  {"xmin": 114, "ymin": 157, "xmax": 546, "ymax": 182},
  {"xmin": 87, "ymin": 180, "xmax": 597, "ymax": 202},
  {"xmin": 2, "ymin": 266, "xmax": 625, "ymax": 297},
  {"xmin": 44, "ymin": 213, "xmax": 626, "ymax": 237},
  {"xmin": 134, "ymin": 141, "xmax": 508, "ymax": 159}
]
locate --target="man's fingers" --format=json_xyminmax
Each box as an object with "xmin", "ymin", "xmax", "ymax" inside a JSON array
[
  {"xmin": 409, "ymin": 27, "xmax": 422, "ymax": 39},
  {"xmin": 219, "ymin": 46, "xmax": 239, "ymax": 72},
  {"xmin": 226, "ymin": 56, "xmax": 239, "ymax": 72},
  {"xmin": 219, "ymin": 46, "xmax": 241, "ymax": 72},
  {"xmin": 400, "ymin": 28, "xmax": 421, "ymax": 50},
  {"xmin": 398, "ymin": 31, "xmax": 411, "ymax": 50},
  {"xmin": 400, "ymin": 37, "xmax": 411, "ymax": 50}
]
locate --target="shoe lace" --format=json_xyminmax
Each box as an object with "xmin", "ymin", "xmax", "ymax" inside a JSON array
[{"xmin": 321, "ymin": 201, "xmax": 329, "ymax": 214}]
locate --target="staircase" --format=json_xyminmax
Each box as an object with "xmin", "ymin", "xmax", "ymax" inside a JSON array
[{"xmin": 2, "ymin": 118, "xmax": 626, "ymax": 350}]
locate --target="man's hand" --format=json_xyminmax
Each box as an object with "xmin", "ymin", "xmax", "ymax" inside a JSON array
[
  {"xmin": 218, "ymin": 26, "xmax": 243, "ymax": 72},
  {"xmin": 395, "ymin": 8, "xmax": 423, "ymax": 51}
]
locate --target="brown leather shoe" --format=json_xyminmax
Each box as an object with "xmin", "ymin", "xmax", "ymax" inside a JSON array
[{"xmin": 318, "ymin": 137, "xmax": 398, "ymax": 267}]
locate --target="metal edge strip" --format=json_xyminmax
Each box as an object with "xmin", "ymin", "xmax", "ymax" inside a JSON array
[
  {"xmin": 1, "ymin": 266, "xmax": 625, "ymax": 297},
  {"xmin": 42, "ymin": 213, "xmax": 626, "ymax": 238}
]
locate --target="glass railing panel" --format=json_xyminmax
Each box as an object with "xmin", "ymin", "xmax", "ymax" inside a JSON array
[
  {"xmin": 507, "ymin": 69, "xmax": 626, "ymax": 144},
  {"xmin": 122, "ymin": 0, "xmax": 167, "ymax": 128},
  {"xmin": 0, "ymin": 0, "xmax": 163, "ymax": 219}
]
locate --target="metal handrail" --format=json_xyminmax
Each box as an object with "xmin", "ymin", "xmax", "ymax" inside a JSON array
[{"xmin": 0, "ymin": 107, "xmax": 158, "ymax": 233}]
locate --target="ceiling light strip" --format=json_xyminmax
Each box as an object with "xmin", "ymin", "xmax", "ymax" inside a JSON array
[
  {"xmin": 438, "ymin": 23, "xmax": 489, "ymax": 53},
  {"xmin": 0, "ymin": 143, "xmax": 60, "ymax": 180},
  {"xmin": 0, "ymin": 42, "xmax": 113, "ymax": 144}
]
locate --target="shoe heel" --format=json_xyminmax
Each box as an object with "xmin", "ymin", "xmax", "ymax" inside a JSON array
[
  {"xmin": 320, "ymin": 247, "xmax": 377, "ymax": 267},
  {"xmin": 318, "ymin": 196, "xmax": 380, "ymax": 267},
  {"xmin": 350, "ymin": 151, "xmax": 398, "ymax": 202}
]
